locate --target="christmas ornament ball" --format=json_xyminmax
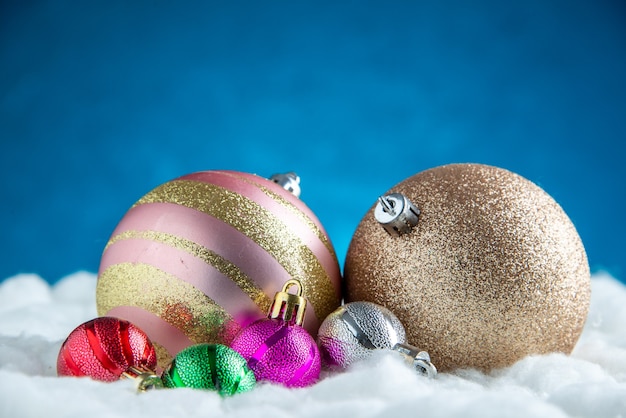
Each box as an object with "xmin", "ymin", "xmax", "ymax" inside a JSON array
[
  {"xmin": 230, "ymin": 279, "xmax": 321, "ymax": 387},
  {"xmin": 317, "ymin": 301, "xmax": 406, "ymax": 369},
  {"xmin": 344, "ymin": 163, "xmax": 591, "ymax": 372},
  {"xmin": 57, "ymin": 317, "xmax": 157, "ymax": 382},
  {"xmin": 161, "ymin": 343, "xmax": 256, "ymax": 396},
  {"xmin": 230, "ymin": 318, "xmax": 321, "ymax": 387},
  {"xmin": 96, "ymin": 170, "xmax": 341, "ymax": 369}
]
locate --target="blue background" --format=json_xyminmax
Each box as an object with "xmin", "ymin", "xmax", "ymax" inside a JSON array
[{"xmin": 1, "ymin": 1, "xmax": 624, "ymax": 284}]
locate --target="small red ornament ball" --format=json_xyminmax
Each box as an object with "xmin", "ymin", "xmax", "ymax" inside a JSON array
[{"xmin": 57, "ymin": 317, "xmax": 157, "ymax": 382}]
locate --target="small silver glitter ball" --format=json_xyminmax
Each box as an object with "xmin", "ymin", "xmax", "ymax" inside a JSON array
[{"xmin": 317, "ymin": 301, "xmax": 406, "ymax": 369}]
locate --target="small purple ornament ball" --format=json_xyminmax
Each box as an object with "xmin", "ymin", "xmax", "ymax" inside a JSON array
[
  {"xmin": 230, "ymin": 279, "xmax": 321, "ymax": 387},
  {"xmin": 231, "ymin": 318, "xmax": 321, "ymax": 387}
]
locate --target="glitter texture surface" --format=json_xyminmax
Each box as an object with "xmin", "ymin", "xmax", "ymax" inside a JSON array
[
  {"xmin": 317, "ymin": 301, "xmax": 406, "ymax": 369},
  {"xmin": 230, "ymin": 318, "xmax": 321, "ymax": 387},
  {"xmin": 96, "ymin": 171, "xmax": 342, "ymax": 368},
  {"xmin": 223, "ymin": 171, "xmax": 338, "ymax": 259},
  {"xmin": 161, "ymin": 344, "xmax": 256, "ymax": 396},
  {"xmin": 134, "ymin": 177, "xmax": 340, "ymax": 320},
  {"xmin": 106, "ymin": 230, "xmax": 272, "ymax": 310},
  {"xmin": 97, "ymin": 263, "xmax": 240, "ymax": 367},
  {"xmin": 344, "ymin": 163, "xmax": 591, "ymax": 372}
]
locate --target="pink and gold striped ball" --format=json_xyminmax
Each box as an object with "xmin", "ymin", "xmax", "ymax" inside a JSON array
[{"xmin": 96, "ymin": 170, "xmax": 342, "ymax": 369}]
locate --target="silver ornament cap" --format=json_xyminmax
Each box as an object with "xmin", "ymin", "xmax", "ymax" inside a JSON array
[
  {"xmin": 317, "ymin": 301, "xmax": 406, "ymax": 369},
  {"xmin": 375, "ymin": 193, "xmax": 420, "ymax": 236},
  {"xmin": 269, "ymin": 172, "xmax": 301, "ymax": 197},
  {"xmin": 392, "ymin": 343, "xmax": 437, "ymax": 378}
]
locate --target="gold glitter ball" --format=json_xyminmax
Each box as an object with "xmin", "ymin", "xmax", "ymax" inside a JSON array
[{"xmin": 344, "ymin": 163, "xmax": 591, "ymax": 372}]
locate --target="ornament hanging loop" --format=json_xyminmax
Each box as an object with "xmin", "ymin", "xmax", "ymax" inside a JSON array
[
  {"xmin": 392, "ymin": 343, "xmax": 437, "ymax": 378},
  {"xmin": 375, "ymin": 193, "xmax": 420, "ymax": 236},
  {"xmin": 269, "ymin": 279, "xmax": 307, "ymax": 325},
  {"xmin": 121, "ymin": 366, "xmax": 164, "ymax": 392}
]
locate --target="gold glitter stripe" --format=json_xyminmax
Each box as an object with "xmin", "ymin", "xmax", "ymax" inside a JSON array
[
  {"xmin": 223, "ymin": 171, "xmax": 338, "ymax": 262},
  {"xmin": 152, "ymin": 342, "xmax": 172, "ymax": 372},
  {"xmin": 105, "ymin": 229, "xmax": 272, "ymax": 312},
  {"xmin": 96, "ymin": 263, "xmax": 239, "ymax": 346},
  {"xmin": 133, "ymin": 179, "xmax": 340, "ymax": 319}
]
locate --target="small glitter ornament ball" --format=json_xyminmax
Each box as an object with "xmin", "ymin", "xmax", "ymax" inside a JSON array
[
  {"xmin": 161, "ymin": 344, "xmax": 256, "ymax": 396},
  {"xmin": 344, "ymin": 163, "xmax": 591, "ymax": 372},
  {"xmin": 317, "ymin": 301, "xmax": 406, "ymax": 369},
  {"xmin": 57, "ymin": 317, "xmax": 157, "ymax": 382},
  {"xmin": 96, "ymin": 170, "xmax": 342, "ymax": 369},
  {"xmin": 231, "ymin": 280, "xmax": 321, "ymax": 387}
]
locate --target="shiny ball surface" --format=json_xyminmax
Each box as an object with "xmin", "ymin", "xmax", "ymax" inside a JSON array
[
  {"xmin": 344, "ymin": 163, "xmax": 591, "ymax": 372},
  {"xmin": 317, "ymin": 302, "xmax": 406, "ymax": 369},
  {"xmin": 57, "ymin": 317, "xmax": 157, "ymax": 381},
  {"xmin": 161, "ymin": 343, "xmax": 256, "ymax": 396},
  {"xmin": 230, "ymin": 318, "xmax": 321, "ymax": 387},
  {"xmin": 96, "ymin": 170, "xmax": 342, "ymax": 369}
]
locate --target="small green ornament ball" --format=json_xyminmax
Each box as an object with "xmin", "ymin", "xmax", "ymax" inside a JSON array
[{"xmin": 161, "ymin": 344, "xmax": 256, "ymax": 396}]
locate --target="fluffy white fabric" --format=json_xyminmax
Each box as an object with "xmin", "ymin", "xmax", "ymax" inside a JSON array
[{"xmin": 1, "ymin": 272, "xmax": 624, "ymax": 418}]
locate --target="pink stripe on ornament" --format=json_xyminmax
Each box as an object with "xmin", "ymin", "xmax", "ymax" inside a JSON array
[
  {"xmin": 105, "ymin": 202, "xmax": 293, "ymax": 295},
  {"xmin": 102, "ymin": 202, "xmax": 322, "ymax": 332},
  {"xmin": 216, "ymin": 170, "xmax": 327, "ymax": 234},
  {"xmin": 100, "ymin": 237, "xmax": 265, "ymax": 320},
  {"xmin": 182, "ymin": 170, "xmax": 341, "ymax": 295}
]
